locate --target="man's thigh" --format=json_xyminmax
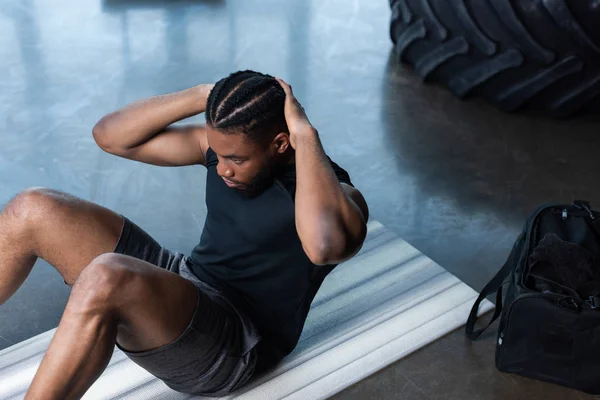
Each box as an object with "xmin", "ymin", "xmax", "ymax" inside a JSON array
[
  {"xmin": 76, "ymin": 253, "xmax": 197, "ymax": 353},
  {"xmin": 81, "ymin": 253, "xmax": 257, "ymax": 396}
]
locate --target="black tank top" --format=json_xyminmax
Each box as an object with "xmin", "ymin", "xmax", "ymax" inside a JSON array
[{"xmin": 188, "ymin": 148, "xmax": 353, "ymax": 363}]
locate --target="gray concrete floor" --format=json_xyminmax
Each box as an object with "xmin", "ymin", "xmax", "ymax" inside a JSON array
[{"xmin": 1, "ymin": 0, "xmax": 600, "ymax": 398}]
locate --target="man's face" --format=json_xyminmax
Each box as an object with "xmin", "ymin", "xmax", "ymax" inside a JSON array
[{"xmin": 207, "ymin": 127, "xmax": 276, "ymax": 196}]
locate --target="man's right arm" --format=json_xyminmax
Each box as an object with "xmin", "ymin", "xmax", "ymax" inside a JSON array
[{"xmin": 92, "ymin": 84, "xmax": 214, "ymax": 167}]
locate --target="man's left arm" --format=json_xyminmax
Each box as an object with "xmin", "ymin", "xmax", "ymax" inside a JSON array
[
  {"xmin": 275, "ymin": 78, "xmax": 369, "ymax": 265},
  {"xmin": 294, "ymin": 131, "xmax": 369, "ymax": 265}
]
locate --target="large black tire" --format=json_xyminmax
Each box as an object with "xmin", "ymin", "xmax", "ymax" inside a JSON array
[{"xmin": 389, "ymin": 0, "xmax": 600, "ymax": 117}]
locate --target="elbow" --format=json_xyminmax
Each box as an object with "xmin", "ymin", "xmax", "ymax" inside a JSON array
[
  {"xmin": 306, "ymin": 242, "xmax": 356, "ymax": 266},
  {"xmin": 305, "ymin": 242, "xmax": 334, "ymax": 266},
  {"xmin": 92, "ymin": 120, "xmax": 111, "ymax": 151},
  {"xmin": 302, "ymin": 236, "xmax": 334, "ymax": 265},
  {"xmin": 305, "ymin": 226, "xmax": 367, "ymax": 266},
  {"xmin": 92, "ymin": 118, "xmax": 124, "ymax": 155}
]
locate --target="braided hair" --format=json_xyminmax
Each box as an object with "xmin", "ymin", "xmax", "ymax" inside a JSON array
[{"xmin": 205, "ymin": 70, "xmax": 287, "ymax": 145}]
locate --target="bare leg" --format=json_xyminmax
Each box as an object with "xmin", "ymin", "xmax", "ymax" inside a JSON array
[
  {"xmin": 0, "ymin": 187, "xmax": 124, "ymax": 304},
  {"xmin": 24, "ymin": 253, "xmax": 198, "ymax": 400}
]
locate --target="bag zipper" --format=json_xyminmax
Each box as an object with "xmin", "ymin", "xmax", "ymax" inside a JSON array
[
  {"xmin": 573, "ymin": 201, "xmax": 600, "ymax": 220},
  {"xmin": 497, "ymin": 293, "xmax": 540, "ymax": 347},
  {"xmin": 586, "ymin": 296, "xmax": 600, "ymax": 309},
  {"xmin": 525, "ymin": 202, "xmax": 600, "ymax": 257},
  {"xmin": 498, "ymin": 291, "xmax": 597, "ymax": 348}
]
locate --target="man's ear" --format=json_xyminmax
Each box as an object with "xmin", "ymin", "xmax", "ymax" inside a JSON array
[{"xmin": 271, "ymin": 132, "xmax": 290, "ymax": 154}]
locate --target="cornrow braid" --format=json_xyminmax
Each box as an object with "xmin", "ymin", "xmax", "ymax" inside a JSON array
[{"xmin": 205, "ymin": 70, "xmax": 287, "ymax": 145}]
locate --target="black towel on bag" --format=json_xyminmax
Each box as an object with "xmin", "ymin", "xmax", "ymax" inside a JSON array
[{"xmin": 529, "ymin": 233, "xmax": 600, "ymax": 298}]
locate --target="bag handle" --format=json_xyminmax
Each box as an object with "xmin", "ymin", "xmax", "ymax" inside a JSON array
[{"xmin": 465, "ymin": 233, "xmax": 524, "ymax": 340}]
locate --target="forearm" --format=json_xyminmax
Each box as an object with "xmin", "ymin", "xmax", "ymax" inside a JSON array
[
  {"xmin": 294, "ymin": 130, "xmax": 365, "ymax": 264},
  {"xmin": 93, "ymin": 84, "xmax": 212, "ymax": 150}
]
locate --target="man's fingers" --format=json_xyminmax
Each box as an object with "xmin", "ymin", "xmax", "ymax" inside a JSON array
[
  {"xmin": 275, "ymin": 77, "xmax": 293, "ymax": 96},
  {"xmin": 276, "ymin": 77, "xmax": 308, "ymax": 120}
]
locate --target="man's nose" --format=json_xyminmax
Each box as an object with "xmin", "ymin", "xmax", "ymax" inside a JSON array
[{"xmin": 217, "ymin": 162, "xmax": 233, "ymax": 178}]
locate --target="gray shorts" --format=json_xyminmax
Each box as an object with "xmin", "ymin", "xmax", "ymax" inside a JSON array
[{"xmin": 110, "ymin": 216, "xmax": 263, "ymax": 397}]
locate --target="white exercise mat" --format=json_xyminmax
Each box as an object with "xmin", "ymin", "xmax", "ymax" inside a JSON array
[{"xmin": 0, "ymin": 220, "xmax": 494, "ymax": 400}]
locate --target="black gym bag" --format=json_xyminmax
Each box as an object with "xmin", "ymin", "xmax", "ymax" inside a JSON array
[{"xmin": 466, "ymin": 201, "xmax": 600, "ymax": 394}]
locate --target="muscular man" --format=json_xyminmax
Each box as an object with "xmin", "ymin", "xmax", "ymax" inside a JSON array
[{"xmin": 0, "ymin": 70, "xmax": 368, "ymax": 399}]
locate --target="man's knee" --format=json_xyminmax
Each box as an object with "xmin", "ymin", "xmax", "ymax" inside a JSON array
[
  {"xmin": 71, "ymin": 254, "xmax": 136, "ymax": 311},
  {"xmin": 4, "ymin": 187, "xmax": 64, "ymax": 224}
]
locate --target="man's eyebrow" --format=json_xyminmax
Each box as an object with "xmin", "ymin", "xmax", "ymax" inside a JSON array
[
  {"xmin": 207, "ymin": 140, "xmax": 244, "ymax": 159},
  {"xmin": 221, "ymin": 153, "xmax": 246, "ymax": 159}
]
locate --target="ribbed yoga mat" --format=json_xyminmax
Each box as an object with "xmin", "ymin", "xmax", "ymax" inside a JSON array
[{"xmin": 0, "ymin": 220, "xmax": 493, "ymax": 399}]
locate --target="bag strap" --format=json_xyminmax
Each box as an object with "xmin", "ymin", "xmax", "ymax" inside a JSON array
[{"xmin": 465, "ymin": 233, "xmax": 524, "ymax": 340}]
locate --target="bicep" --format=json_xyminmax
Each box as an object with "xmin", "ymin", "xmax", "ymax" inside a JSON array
[{"xmin": 116, "ymin": 125, "xmax": 209, "ymax": 167}]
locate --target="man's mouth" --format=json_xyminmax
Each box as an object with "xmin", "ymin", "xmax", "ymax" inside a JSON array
[{"xmin": 223, "ymin": 178, "xmax": 242, "ymax": 188}]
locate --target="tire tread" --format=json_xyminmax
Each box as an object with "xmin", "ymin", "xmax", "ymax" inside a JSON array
[
  {"xmin": 415, "ymin": 37, "xmax": 470, "ymax": 79},
  {"xmin": 389, "ymin": 0, "xmax": 600, "ymax": 116},
  {"xmin": 496, "ymin": 56, "xmax": 584, "ymax": 111},
  {"xmin": 422, "ymin": 0, "xmax": 447, "ymax": 40},
  {"xmin": 542, "ymin": 0, "xmax": 600, "ymax": 53},
  {"xmin": 451, "ymin": 0, "xmax": 496, "ymax": 55},
  {"xmin": 551, "ymin": 73, "xmax": 600, "ymax": 117},
  {"xmin": 448, "ymin": 49, "xmax": 524, "ymax": 98},
  {"xmin": 489, "ymin": 0, "xmax": 555, "ymax": 64},
  {"xmin": 395, "ymin": 20, "xmax": 427, "ymax": 59}
]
